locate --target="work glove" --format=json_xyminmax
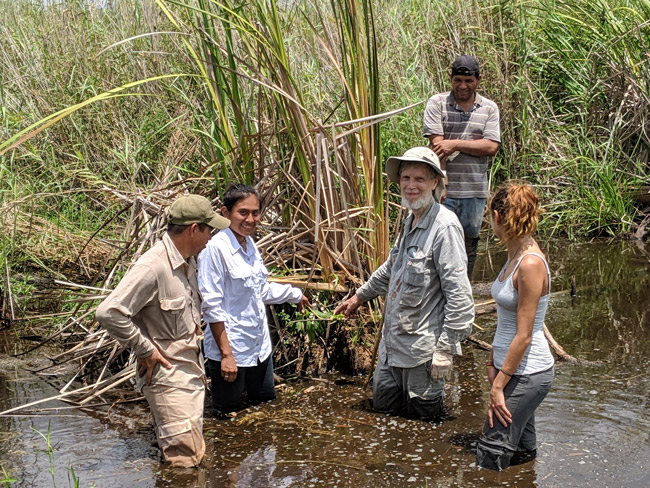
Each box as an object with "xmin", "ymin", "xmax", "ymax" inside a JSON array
[{"xmin": 430, "ymin": 349, "xmax": 453, "ymax": 380}]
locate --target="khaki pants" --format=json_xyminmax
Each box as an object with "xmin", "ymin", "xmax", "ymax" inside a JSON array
[{"xmin": 142, "ymin": 384, "xmax": 206, "ymax": 468}]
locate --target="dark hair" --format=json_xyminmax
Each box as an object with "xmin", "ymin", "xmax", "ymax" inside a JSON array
[
  {"xmin": 222, "ymin": 183, "xmax": 260, "ymax": 211},
  {"xmin": 167, "ymin": 222, "xmax": 209, "ymax": 235},
  {"xmin": 489, "ymin": 181, "xmax": 543, "ymax": 241}
]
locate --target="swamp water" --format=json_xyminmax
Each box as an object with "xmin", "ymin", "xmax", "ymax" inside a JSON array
[{"xmin": 1, "ymin": 239, "xmax": 649, "ymax": 487}]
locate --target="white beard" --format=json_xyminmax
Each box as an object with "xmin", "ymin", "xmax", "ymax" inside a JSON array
[{"xmin": 402, "ymin": 192, "xmax": 433, "ymax": 211}]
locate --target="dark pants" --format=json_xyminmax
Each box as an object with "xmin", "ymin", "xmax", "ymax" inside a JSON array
[
  {"xmin": 442, "ymin": 197, "xmax": 485, "ymax": 280},
  {"xmin": 372, "ymin": 358, "xmax": 445, "ymax": 420},
  {"xmin": 208, "ymin": 355, "xmax": 276, "ymax": 414},
  {"xmin": 476, "ymin": 367, "xmax": 554, "ymax": 471}
]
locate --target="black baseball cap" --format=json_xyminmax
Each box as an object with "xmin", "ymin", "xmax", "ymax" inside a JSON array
[{"xmin": 451, "ymin": 55, "xmax": 480, "ymax": 77}]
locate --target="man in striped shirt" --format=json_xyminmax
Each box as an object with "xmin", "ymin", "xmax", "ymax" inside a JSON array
[{"xmin": 423, "ymin": 55, "xmax": 501, "ymax": 280}]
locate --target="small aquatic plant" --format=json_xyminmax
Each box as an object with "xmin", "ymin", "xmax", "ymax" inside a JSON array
[
  {"xmin": 31, "ymin": 422, "xmax": 80, "ymax": 488},
  {"xmin": 0, "ymin": 465, "xmax": 18, "ymax": 487}
]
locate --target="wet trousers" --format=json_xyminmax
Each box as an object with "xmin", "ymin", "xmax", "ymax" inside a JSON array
[
  {"xmin": 142, "ymin": 383, "xmax": 206, "ymax": 468},
  {"xmin": 476, "ymin": 367, "xmax": 554, "ymax": 471},
  {"xmin": 208, "ymin": 355, "xmax": 276, "ymax": 414},
  {"xmin": 372, "ymin": 358, "xmax": 445, "ymax": 419}
]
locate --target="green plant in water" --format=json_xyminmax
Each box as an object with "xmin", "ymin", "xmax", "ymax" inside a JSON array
[
  {"xmin": 31, "ymin": 423, "xmax": 56, "ymax": 488},
  {"xmin": 0, "ymin": 465, "xmax": 18, "ymax": 487},
  {"xmin": 30, "ymin": 422, "xmax": 80, "ymax": 488}
]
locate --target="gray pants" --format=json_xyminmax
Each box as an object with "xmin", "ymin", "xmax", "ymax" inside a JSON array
[
  {"xmin": 476, "ymin": 367, "xmax": 554, "ymax": 470},
  {"xmin": 372, "ymin": 358, "xmax": 445, "ymax": 420}
]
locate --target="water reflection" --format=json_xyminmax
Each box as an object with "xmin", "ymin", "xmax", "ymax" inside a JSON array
[{"xmin": 0, "ymin": 239, "xmax": 649, "ymax": 487}]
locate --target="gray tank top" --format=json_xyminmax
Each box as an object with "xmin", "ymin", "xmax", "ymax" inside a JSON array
[{"xmin": 491, "ymin": 252, "xmax": 555, "ymax": 375}]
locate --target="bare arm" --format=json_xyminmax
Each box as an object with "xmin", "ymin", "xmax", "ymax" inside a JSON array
[
  {"xmin": 210, "ymin": 321, "xmax": 238, "ymax": 382},
  {"xmin": 488, "ymin": 255, "xmax": 547, "ymax": 427},
  {"xmin": 428, "ymin": 135, "xmax": 447, "ymax": 171},
  {"xmin": 431, "ymin": 137, "xmax": 499, "ymax": 161}
]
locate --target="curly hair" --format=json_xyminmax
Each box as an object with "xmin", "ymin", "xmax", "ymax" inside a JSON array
[{"xmin": 489, "ymin": 180, "xmax": 543, "ymax": 241}]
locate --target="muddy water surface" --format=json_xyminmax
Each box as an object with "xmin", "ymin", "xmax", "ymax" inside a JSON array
[{"xmin": 1, "ymin": 239, "xmax": 649, "ymax": 487}]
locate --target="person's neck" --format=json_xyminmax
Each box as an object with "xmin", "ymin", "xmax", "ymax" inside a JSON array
[
  {"xmin": 168, "ymin": 232, "xmax": 193, "ymax": 260},
  {"xmin": 455, "ymin": 92, "xmax": 476, "ymax": 112},
  {"xmin": 506, "ymin": 236, "xmax": 535, "ymax": 263},
  {"xmin": 232, "ymin": 230, "xmax": 247, "ymax": 251},
  {"xmin": 410, "ymin": 200, "xmax": 433, "ymax": 228}
]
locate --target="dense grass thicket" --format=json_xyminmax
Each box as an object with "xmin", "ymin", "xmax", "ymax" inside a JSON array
[{"xmin": 1, "ymin": 0, "xmax": 649, "ymax": 289}]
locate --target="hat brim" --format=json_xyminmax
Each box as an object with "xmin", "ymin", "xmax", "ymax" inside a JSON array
[
  {"xmin": 208, "ymin": 214, "xmax": 231, "ymax": 230},
  {"xmin": 385, "ymin": 156, "xmax": 445, "ymax": 183}
]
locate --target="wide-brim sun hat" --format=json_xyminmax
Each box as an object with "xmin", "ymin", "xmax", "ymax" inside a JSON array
[{"xmin": 385, "ymin": 146, "xmax": 445, "ymax": 183}]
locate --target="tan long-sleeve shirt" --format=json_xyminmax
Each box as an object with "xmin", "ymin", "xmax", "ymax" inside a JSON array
[{"xmin": 96, "ymin": 233, "xmax": 205, "ymax": 390}]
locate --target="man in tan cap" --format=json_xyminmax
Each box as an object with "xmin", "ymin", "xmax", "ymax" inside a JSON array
[
  {"xmin": 336, "ymin": 148, "xmax": 474, "ymax": 420},
  {"xmin": 96, "ymin": 194, "xmax": 229, "ymax": 467}
]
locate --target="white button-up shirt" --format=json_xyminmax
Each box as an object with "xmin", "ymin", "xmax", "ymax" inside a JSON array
[{"xmin": 198, "ymin": 228, "xmax": 303, "ymax": 366}]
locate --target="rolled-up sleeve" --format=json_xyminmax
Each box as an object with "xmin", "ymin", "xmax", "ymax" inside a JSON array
[
  {"xmin": 95, "ymin": 264, "xmax": 157, "ymax": 358},
  {"xmin": 197, "ymin": 246, "xmax": 228, "ymax": 325},
  {"xmin": 261, "ymin": 281, "xmax": 303, "ymax": 304},
  {"xmin": 432, "ymin": 224, "xmax": 475, "ymax": 355}
]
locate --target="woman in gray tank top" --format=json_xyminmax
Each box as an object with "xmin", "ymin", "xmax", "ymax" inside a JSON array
[{"xmin": 476, "ymin": 181, "xmax": 554, "ymax": 471}]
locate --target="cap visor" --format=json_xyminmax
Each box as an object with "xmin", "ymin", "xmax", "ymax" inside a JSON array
[{"xmin": 208, "ymin": 214, "xmax": 230, "ymax": 230}]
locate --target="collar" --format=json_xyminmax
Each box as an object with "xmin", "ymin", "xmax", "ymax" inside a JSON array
[
  {"xmin": 223, "ymin": 227, "xmax": 252, "ymax": 256},
  {"xmin": 447, "ymin": 91, "xmax": 483, "ymax": 112},
  {"xmin": 404, "ymin": 199, "xmax": 439, "ymax": 232},
  {"xmin": 162, "ymin": 232, "xmax": 188, "ymax": 270}
]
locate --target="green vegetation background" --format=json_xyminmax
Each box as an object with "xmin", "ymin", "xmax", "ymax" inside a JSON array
[{"xmin": 1, "ymin": 0, "xmax": 648, "ymax": 284}]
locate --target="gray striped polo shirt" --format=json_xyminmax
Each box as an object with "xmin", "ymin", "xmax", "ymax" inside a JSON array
[{"xmin": 423, "ymin": 91, "xmax": 500, "ymax": 198}]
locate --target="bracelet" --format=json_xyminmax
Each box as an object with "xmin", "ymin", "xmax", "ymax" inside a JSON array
[
  {"xmin": 486, "ymin": 365, "xmax": 495, "ymax": 370},
  {"xmin": 500, "ymin": 369, "xmax": 513, "ymax": 377},
  {"xmin": 485, "ymin": 361, "xmax": 494, "ymax": 367}
]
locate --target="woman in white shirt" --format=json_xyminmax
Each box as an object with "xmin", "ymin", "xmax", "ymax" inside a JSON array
[
  {"xmin": 476, "ymin": 181, "xmax": 554, "ymax": 470},
  {"xmin": 198, "ymin": 184, "xmax": 309, "ymax": 415}
]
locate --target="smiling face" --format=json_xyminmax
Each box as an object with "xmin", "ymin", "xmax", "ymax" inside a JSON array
[
  {"xmin": 399, "ymin": 162, "xmax": 439, "ymax": 211},
  {"xmin": 222, "ymin": 194, "xmax": 260, "ymax": 241},
  {"xmin": 450, "ymin": 74, "xmax": 481, "ymax": 104}
]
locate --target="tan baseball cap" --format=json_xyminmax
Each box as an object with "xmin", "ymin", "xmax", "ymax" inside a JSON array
[{"xmin": 168, "ymin": 194, "xmax": 230, "ymax": 230}]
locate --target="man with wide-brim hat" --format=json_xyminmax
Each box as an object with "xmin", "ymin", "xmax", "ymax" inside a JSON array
[
  {"xmin": 336, "ymin": 147, "xmax": 474, "ymax": 420},
  {"xmin": 97, "ymin": 194, "xmax": 229, "ymax": 467}
]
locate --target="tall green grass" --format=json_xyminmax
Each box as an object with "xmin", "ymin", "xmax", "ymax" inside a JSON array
[{"xmin": 1, "ymin": 0, "xmax": 648, "ymax": 290}]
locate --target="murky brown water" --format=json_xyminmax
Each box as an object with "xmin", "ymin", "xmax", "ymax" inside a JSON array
[{"xmin": 1, "ymin": 239, "xmax": 649, "ymax": 487}]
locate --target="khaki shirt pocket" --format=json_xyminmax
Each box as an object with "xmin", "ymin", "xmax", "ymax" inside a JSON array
[{"xmin": 159, "ymin": 295, "xmax": 187, "ymax": 339}]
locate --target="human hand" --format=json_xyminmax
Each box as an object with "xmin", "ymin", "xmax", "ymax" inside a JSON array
[
  {"xmin": 221, "ymin": 355, "xmax": 238, "ymax": 383},
  {"xmin": 430, "ymin": 349, "xmax": 453, "ymax": 380},
  {"xmin": 334, "ymin": 294, "xmax": 362, "ymax": 319},
  {"xmin": 137, "ymin": 348, "xmax": 172, "ymax": 386},
  {"xmin": 297, "ymin": 294, "xmax": 311, "ymax": 312},
  {"xmin": 432, "ymin": 139, "xmax": 458, "ymax": 159},
  {"xmin": 488, "ymin": 385, "xmax": 512, "ymax": 428}
]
